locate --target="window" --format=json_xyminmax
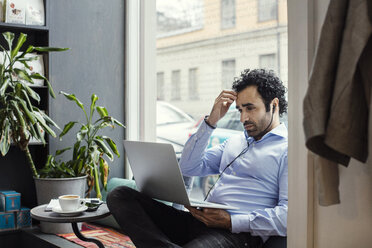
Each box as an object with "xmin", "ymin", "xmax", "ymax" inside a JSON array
[
  {"xmin": 259, "ymin": 53, "xmax": 277, "ymax": 72},
  {"xmin": 155, "ymin": 0, "xmax": 288, "ymax": 200},
  {"xmin": 221, "ymin": 59, "xmax": 236, "ymax": 89},
  {"xmin": 258, "ymin": 0, "xmax": 278, "ymax": 22},
  {"xmin": 217, "ymin": 111, "xmax": 244, "ymax": 131},
  {"xmin": 156, "ymin": 102, "xmax": 192, "ymax": 125},
  {"xmin": 188, "ymin": 68, "xmax": 199, "ymax": 100},
  {"xmin": 171, "ymin": 70, "xmax": 181, "ymax": 100},
  {"xmin": 221, "ymin": 0, "xmax": 236, "ymax": 29},
  {"xmin": 157, "ymin": 72, "xmax": 165, "ymax": 100}
]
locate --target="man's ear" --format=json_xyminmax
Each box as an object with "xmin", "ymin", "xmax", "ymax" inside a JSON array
[{"xmin": 272, "ymin": 98, "xmax": 279, "ymax": 113}]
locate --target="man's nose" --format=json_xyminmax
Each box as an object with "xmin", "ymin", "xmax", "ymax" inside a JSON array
[{"xmin": 240, "ymin": 111, "xmax": 249, "ymax": 123}]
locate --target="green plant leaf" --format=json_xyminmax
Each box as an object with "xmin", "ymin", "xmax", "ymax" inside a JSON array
[
  {"xmin": 77, "ymin": 146, "xmax": 87, "ymax": 160},
  {"xmin": 94, "ymin": 138, "xmax": 113, "ymax": 161},
  {"xmin": 34, "ymin": 47, "xmax": 69, "ymax": 52},
  {"xmin": 96, "ymin": 106, "xmax": 108, "ymax": 118},
  {"xmin": 11, "ymin": 33, "xmax": 27, "ymax": 59},
  {"xmin": 33, "ymin": 122, "xmax": 45, "ymax": 144},
  {"xmin": 76, "ymin": 126, "xmax": 88, "ymax": 141},
  {"xmin": 0, "ymin": 118, "xmax": 10, "ymax": 156},
  {"xmin": 21, "ymin": 89, "xmax": 33, "ymax": 112},
  {"xmin": 60, "ymin": 91, "xmax": 85, "ymax": 111},
  {"xmin": 17, "ymin": 55, "xmax": 38, "ymax": 63},
  {"xmin": 33, "ymin": 113, "xmax": 56, "ymax": 138},
  {"xmin": 0, "ymin": 78, "xmax": 10, "ymax": 96},
  {"xmin": 16, "ymin": 97, "xmax": 36, "ymax": 125},
  {"xmin": 112, "ymin": 118, "xmax": 125, "ymax": 128},
  {"xmin": 31, "ymin": 73, "xmax": 56, "ymax": 98},
  {"xmin": 72, "ymin": 141, "xmax": 80, "ymax": 160},
  {"xmin": 2, "ymin": 32, "xmax": 14, "ymax": 51},
  {"xmin": 90, "ymin": 94, "xmax": 98, "ymax": 120},
  {"xmin": 10, "ymin": 100, "xmax": 26, "ymax": 129},
  {"xmin": 55, "ymin": 147, "xmax": 72, "ymax": 156},
  {"xmin": 102, "ymin": 136, "xmax": 120, "ymax": 157},
  {"xmin": 59, "ymin": 121, "xmax": 77, "ymax": 139},
  {"xmin": 44, "ymin": 154, "xmax": 53, "ymax": 168},
  {"xmin": 21, "ymin": 83, "xmax": 40, "ymax": 103},
  {"xmin": 14, "ymin": 68, "xmax": 33, "ymax": 84},
  {"xmin": 38, "ymin": 110, "xmax": 60, "ymax": 130}
]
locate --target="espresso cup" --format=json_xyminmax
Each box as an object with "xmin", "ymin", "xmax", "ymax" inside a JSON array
[{"xmin": 58, "ymin": 195, "xmax": 85, "ymax": 212}]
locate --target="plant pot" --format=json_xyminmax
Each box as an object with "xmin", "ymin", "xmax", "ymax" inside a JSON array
[{"xmin": 34, "ymin": 175, "xmax": 87, "ymax": 234}]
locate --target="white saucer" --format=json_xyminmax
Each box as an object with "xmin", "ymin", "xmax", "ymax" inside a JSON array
[{"xmin": 52, "ymin": 205, "xmax": 88, "ymax": 217}]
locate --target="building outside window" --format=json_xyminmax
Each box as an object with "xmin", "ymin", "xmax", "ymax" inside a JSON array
[
  {"xmin": 221, "ymin": 0, "xmax": 236, "ymax": 29},
  {"xmin": 156, "ymin": 0, "xmax": 288, "ymax": 199},
  {"xmin": 222, "ymin": 59, "xmax": 236, "ymax": 89},
  {"xmin": 189, "ymin": 68, "xmax": 199, "ymax": 100},
  {"xmin": 171, "ymin": 70, "xmax": 181, "ymax": 100},
  {"xmin": 259, "ymin": 53, "xmax": 277, "ymax": 72},
  {"xmin": 258, "ymin": 0, "xmax": 278, "ymax": 22},
  {"xmin": 157, "ymin": 72, "xmax": 165, "ymax": 100}
]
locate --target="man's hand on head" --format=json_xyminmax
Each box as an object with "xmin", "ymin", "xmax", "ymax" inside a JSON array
[
  {"xmin": 185, "ymin": 206, "xmax": 232, "ymax": 230},
  {"xmin": 207, "ymin": 90, "xmax": 237, "ymax": 126}
]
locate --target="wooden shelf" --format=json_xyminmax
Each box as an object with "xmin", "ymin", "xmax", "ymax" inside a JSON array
[
  {"xmin": 0, "ymin": 22, "xmax": 49, "ymax": 32},
  {"xmin": 29, "ymin": 85, "xmax": 48, "ymax": 89}
]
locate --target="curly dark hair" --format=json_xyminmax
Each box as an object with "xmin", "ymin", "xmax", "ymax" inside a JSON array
[{"xmin": 232, "ymin": 69, "xmax": 288, "ymax": 116}]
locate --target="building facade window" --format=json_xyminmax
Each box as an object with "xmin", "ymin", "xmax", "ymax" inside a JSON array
[
  {"xmin": 171, "ymin": 70, "xmax": 181, "ymax": 100},
  {"xmin": 221, "ymin": 0, "xmax": 236, "ymax": 29},
  {"xmin": 259, "ymin": 53, "xmax": 277, "ymax": 72},
  {"xmin": 188, "ymin": 68, "xmax": 199, "ymax": 100},
  {"xmin": 157, "ymin": 72, "xmax": 165, "ymax": 100},
  {"xmin": 222, "ymin": 59, "xmax": 236, "ymax": 89},
  {"xmin": 258, "ymin": 0, "xmax": 278, "ymax": 22}
]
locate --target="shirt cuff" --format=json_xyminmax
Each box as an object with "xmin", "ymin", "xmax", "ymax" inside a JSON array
[
  {"xmin": 230, "ymin": 214, "xmax": 250, "ymax": 233},
  {"xmin": 204, "ymin": 115, "xmax": 217, "ymax": 129}
]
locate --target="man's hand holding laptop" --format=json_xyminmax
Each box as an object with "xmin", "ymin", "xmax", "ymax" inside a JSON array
[{"xmin": 185, "ymin": 206, "xmax": 232, "ymax": 230}]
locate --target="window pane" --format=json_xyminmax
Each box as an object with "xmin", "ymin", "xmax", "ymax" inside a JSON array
[
  {"xmin": 189, "ymin": 68, "xmax": 199, "ymax": 100},
  {"xmin": 222, "ymin": 59, "xmax": 236, "ymax": 89},
  {"xmin": 258, "ymin": 0, "xmax": 278, "ymax": 22},
  {"xmin": 157, "ymin": 72, "xmax": 165, "ymax": 100},
  {"xmin": 171, "ymin": 70, "xmax": 181, "ymax": 100},
  {"xmin": 260, "ymin": 54, "xmax": 277, "ymax": 72},
  {"xmin": 221, "ymin": 0, "xmax": 236, "ymax": 29},
  {"xmin": 156, "ymin": 0, "xmax": 288, "ymax": 200}
]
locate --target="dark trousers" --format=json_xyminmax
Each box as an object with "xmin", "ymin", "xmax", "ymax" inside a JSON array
[{"xmin": 107, "ymin": 186, "xmax": 263, "ymax": 248}]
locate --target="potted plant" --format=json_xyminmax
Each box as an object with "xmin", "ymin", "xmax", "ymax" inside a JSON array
[
  {"xmin": 37, "ymin": 92, "xmax": 125, "ymax": 200},
  {"xmin": 0, "ymin": 32, "xmax": 67, "ymax": 177}
]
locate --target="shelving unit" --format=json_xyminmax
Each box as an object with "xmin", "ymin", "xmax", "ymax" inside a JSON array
[{"xmin": 0, "ymin": 0, "xmax": 50, "ymax": 209}]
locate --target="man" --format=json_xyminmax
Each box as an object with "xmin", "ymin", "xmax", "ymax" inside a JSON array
[{"xmin": 107, "ymin": 69, "xmax": 288, "ymax": 248}]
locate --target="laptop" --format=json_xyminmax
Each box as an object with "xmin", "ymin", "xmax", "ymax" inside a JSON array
[{"xmin": 123, "ymin": 140, "xmax": 239, "ymax": 210}]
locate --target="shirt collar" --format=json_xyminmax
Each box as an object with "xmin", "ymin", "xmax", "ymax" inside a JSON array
[{"xmin": 244, "ymin": 123, "xmax": 288, "ymax": 142}]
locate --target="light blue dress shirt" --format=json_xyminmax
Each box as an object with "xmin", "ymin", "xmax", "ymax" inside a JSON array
[{"xmin": 179, "ymin": 121, "xmax": 288, "ymax": 241}]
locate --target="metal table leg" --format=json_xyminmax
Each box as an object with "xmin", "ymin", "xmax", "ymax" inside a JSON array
[{"xmin": 71, "ymin": 222, "xmax": 105, "ymax": 248}]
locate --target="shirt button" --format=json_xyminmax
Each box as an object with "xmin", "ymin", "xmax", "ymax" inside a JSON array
[{"xmin": 245, "ymin": 243, "xmax": 248, "ymax": 246}]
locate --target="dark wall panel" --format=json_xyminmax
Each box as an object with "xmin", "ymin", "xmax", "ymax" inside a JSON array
[{"xmin": 48, "ymin": 1, "xmax": 126, "ymax": 180}]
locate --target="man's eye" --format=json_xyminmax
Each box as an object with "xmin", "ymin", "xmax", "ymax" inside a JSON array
[{"xmin": 247, "ymin": 107, "xmax": 254, "ymax": 111}]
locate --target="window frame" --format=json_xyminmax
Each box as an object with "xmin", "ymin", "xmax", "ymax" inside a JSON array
[{"xmin": 126, "ymin": 0, "xmax": 315, "ymax": 246}]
